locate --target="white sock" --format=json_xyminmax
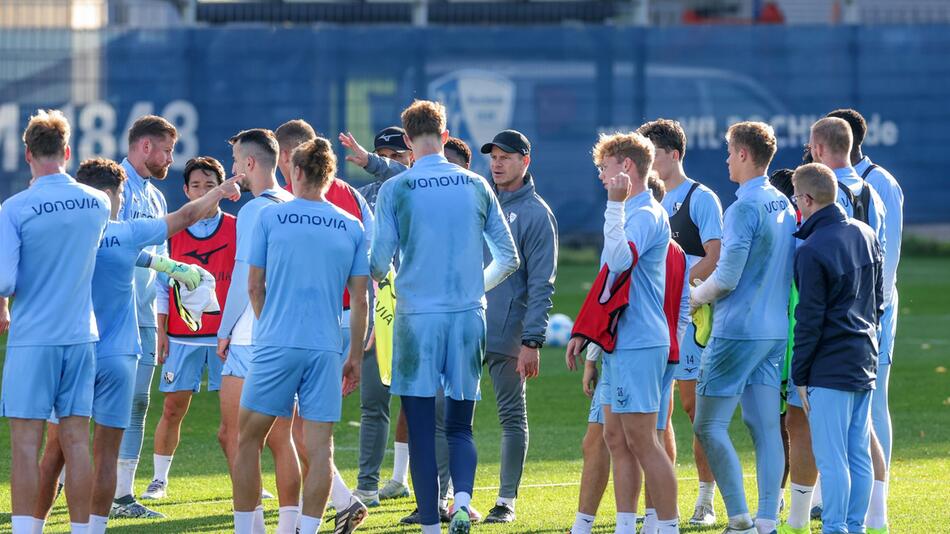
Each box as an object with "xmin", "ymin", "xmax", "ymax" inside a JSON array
[
  {"xmin": 276, "ymin": 506, "xmax": 299, "ymax": 534},
  {"xmin": 421, "ymin": 524, "xmax": 441, "ymax": 534},
  {"xmin": 298, "ymin": 515, "xmax": 322, "ymax": 534},
  {"xmin": 812, "ymin": 477, "xmax": 822, "ymax": 506},
  {"xmin": 641, "ymin": 508, "xmax": 658, "ymax": 534},
  {"xmin": 331, "ymin": 469, "xmax": 353, "ymax": 510},
  {"xmin": 697, "ymin": 480, "xmax": 716, "ymax": 507},
  {"xmin": 115, "ymin": 458, "xmax": 138, "ymax": 499},
  {"xmin": 58, "ymin": 469, "xmax": 66, "ymax": 485},
  {"xmin": 69, "ymin": 523, "xmax": 88, "ymax": 534},
  {"xmin": 454, "ymin": 491, "xmax": 472, "ymax": 511},
  {"xmin": 88, "ymin": 515, "xmax": 108, "ymax": 534},
  {"xmin": 253, "ymin": 505, "xmax": 265, "ymax": 534},
  {"xmin": 153, "ymin": 454, "xmax": 173, "ymax": 483},
  {"xmin": 728, "ymin": 513, "xmax": 753, "ymax": 529},
  {"xmin": 755, "ymin": 518, "xmax": 776, "ymax": 534},
  {"xmin": 32, "ymin": 517, "xmax": 46, "ymax": 534},
  {"xmin": 12, "ymin": 516, "xmax": 34, "ymax": 534},
  {"xmin": 866, "ymin": 479, "xmax": 888, "ymax": 528},
  {"xmin": 572, "ymin": 512, "xmax": 595, "ymax": 534},
  {"xmin": 496, "ymin": 496, "xmax": 515, "ymax": 509},
  {"xmin": 615, "ymin": 512, "xmax": 637, "ymax": 534},
  {"xmin": 787, "ymin": 483, "xmax": 814, "ymax": 529},
  {"xmin": 392, "ymin": 441, "xmax": 410, "ymax": 485},
  {"xmin": 657, "ymin": 518, "xmax": 680, "ymax": 534},
  {"xmin": 234, "ymin": 511, "xmax": 255, "ymax": 534}
]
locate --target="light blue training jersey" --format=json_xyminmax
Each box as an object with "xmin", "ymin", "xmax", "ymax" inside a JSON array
[
  {"xmin": 660, "ymin": 178, "xmax": 724, "ymax": 270},
  {"xmin": 120, "ymin": 158, "xmax": 168, "ymax": 329},
  {"xmin": 0, "ymin": 173, "xmax": 110, "ymax": 346},
  {"xmin": 218, "ymin": 187, "xmax": 294, "ymax": 342},
  {"xmin": 247, "ymin": 199, "xmax": 369, "ymax": 351},
  {"xmin": 710, "ymin": 176, "xmax": 796, "ymax": 340},
  {"xmin": 602, "ymin": 190, "xmax": 672, "ymax": 350},
  {"xmin": 855, "ymin": 157, "xmax": 902, "ymax": 304},
  {"xmin": 370, "ymin": 153, "xmax": 518, "ymax": 314},
  {"xmin": 93, "ymin": 219, "xmax": 168, "ymax": 357}
]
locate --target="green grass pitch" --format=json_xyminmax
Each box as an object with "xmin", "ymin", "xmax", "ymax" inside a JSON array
[{"xmin": 1, "ymin": 252, "xmax": 947, "ymax": 533}]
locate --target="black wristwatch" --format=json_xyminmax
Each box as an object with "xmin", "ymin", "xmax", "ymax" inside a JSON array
[{"xmin": 522, "ymin": 339, "xmax": 542, "ymax": 349}]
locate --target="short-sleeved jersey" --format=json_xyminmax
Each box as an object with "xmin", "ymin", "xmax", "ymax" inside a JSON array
[
  {"xmin": 369, "ymin": 154, "xmax": 517, "ymax": 314},
  {"xmin": 229, "ymin": 187, "xmax": 294, "ymax": 345},
  {"xmin": 93, "ymin": 219, "xmax": 168, "ymax": 357},
  {"xmin": 120, "ymin": 158, "xmax": 168, "ymax": 328},
  {"xmin": 247, "ymin": 199, "xmax": 369, "ymax": 351},
  {"xmin": 0, "ymin": 173, "xmax": 110, "ymax": 346}
]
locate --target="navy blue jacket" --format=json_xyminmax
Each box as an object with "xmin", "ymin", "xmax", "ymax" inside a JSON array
[{"xmin": 792, "ymin": 203, "xmax": 883, "ymax": 391}]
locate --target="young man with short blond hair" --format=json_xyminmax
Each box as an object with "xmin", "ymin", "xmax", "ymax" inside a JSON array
[
  {"xmin": 1, "ymin": 109, "xmax": 110, "ymax": 534},
  {"xmin": 690, "ymin": 122, "xmax": 796, "ymax": 534},
  {"xmin": 567, "ymin": 131, "xmax": 679, "ymax": 534},
  {"xmin": 638, "ymin": 118, "xmax": 723, "ymax": 528}
]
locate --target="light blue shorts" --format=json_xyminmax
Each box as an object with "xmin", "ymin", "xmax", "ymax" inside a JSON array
[
  {"xmin": 697, "ymin": 337, "xmax": 785, "ymax": 397},
  {"xmin": 241, "ymin": 345, "xmax": 343, "ymax": 422},
  {"xmin": 92, "ymin": 354, "xmax": 139, "ymax": 428},
  {"xmin": 601, "ymin": 346, "xmax": 669, "ymax": 414},
  {"xmin": 159, "ymin": 342, "xmax": 222, "ymax": 393},
  {"xmin": 390, "ymin": 309, "xmax": 486, "ymax": 402},
  {"xmin": 657, "ymin": 362, "xmax": 678, "ymax": 430},
  {"xmin": 674, "ymin": 322, "xmax": 703, "ymax": 381},
  {"xmin": 222, "ymin": 344, "xmax": 253, "ymax": 379},
  {"xmin": 587, "ymin": 357, "xmax": 611, "ymax": 425},
  {"xmin": 1, "ymin": 343, "xmax": 96, "ymax": 420},
  {"xmin": 878, "ymin": 300, "xmax": 896, "ymax": 366}
]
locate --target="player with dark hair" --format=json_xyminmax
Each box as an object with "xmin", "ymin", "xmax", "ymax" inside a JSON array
[
  {"xmin": 32, "ymin": 157, "xmax": 238, "ymax": 533},
  {"xmin": 637, "ymin": 118, "xmax": 723, "ymax": 528},
  {"xmin": 217, "ymin": 129, "xmax": 301, "ymax": 532},
  {"xmin": 142, "ymin": 156, "xmax": 235, "ymax": 502},
  {"xmin": 231, "ymin": 137, "xmax": 369, "ymax": 534}
]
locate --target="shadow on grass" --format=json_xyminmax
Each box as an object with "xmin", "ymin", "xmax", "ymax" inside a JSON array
[{"xmin": 107, "ymin": 513, "xmax": 234, "ymax": 532}]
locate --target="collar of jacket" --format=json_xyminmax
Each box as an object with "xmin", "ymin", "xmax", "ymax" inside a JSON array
[
  {"xmin": 494, "ymin": 172, "xmax": 535, "ymax": 206},
  {"xmin": 794, "ymin": 203, "xmax": 847, "ymax": 240}
]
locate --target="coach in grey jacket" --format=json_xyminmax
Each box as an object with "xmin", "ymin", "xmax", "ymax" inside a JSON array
[{"xmin": 480, "ymin": 130, "xmax": 558, "ymax": 524}]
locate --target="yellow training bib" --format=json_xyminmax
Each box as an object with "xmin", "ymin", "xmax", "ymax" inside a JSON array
[{"xmin": 374, "ymin": 270, "xmax": 396, "ymax": 386}]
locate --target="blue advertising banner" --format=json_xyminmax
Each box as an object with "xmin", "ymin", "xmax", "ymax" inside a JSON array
[{"xmin": 0, "ymin": 25, "xmax": 944, "ymax": 237}]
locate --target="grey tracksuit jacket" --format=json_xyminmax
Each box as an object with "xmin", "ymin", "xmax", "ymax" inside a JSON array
[{"xmin": 485, "ymin": 173, "xmax": 558, "ymax": 357}]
